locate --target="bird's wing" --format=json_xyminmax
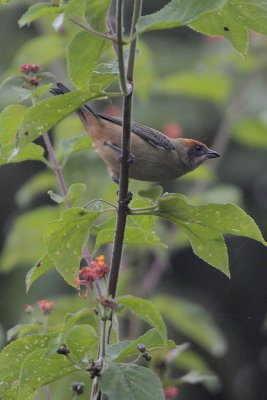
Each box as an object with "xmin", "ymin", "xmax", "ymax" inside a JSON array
[{"xmin": 98, "ymin": 113, "xmax": 175, "ymax": 151}]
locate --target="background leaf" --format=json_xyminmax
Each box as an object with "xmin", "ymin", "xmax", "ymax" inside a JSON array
[
  {"xmin": 67, "ymin": 31, "xmax": 110, "ymax": 91},
  {"xmin": 99, "ymin": 362, "xmax": 165, "ymax": 400},
  {"xmin": 117, "ymin": 295, "xmax": 167, "ymax": 342},
  {"xmin": 44, "ymin": 208, "xmax": 100, "ymax": 286},
  {"xmin": 136, "ymin": 0, "xmax": 227, "ymax": 33}
]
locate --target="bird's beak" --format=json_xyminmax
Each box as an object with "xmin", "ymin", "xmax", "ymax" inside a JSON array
[{"xmin": 207, "ymin": 149, "xmax": 220, "ymax": 158}]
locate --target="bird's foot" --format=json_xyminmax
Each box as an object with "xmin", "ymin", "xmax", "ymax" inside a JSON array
[{"xmin": 117, "ymin": 153, "xmax": 135, "ymax": 164}]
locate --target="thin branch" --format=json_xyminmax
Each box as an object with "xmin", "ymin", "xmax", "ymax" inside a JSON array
[
  {"xmin": 116, "ymin": 0, "xmax": 128, "ymax": 95},
  {"xmin": 42, "ymin": 132, "xmax": 71, "ymax": 208},
  {"xmin": 69, "ymin": 16, "xmax": 121, "ymax": 44},
  {"xmin": 108, "ymin": 0, "xmax": 143, "ymax": 299}
]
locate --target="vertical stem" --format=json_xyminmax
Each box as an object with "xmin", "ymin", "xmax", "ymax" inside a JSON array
[
  {"xmin": 108, "ymin": 0, "xmax": 142, "ymax": 299},
  {"xmin": 116, "ymin": 0, "xmax": 128, "ymax": 94},
  {"xmin": 42, "ymin": 132, "xmax": 71, "ymax": 207}
]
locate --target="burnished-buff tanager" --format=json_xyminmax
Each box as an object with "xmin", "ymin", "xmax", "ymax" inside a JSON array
[{"xmin": 50, "ymin": 83, "xmax": 219, "ymax": 183}]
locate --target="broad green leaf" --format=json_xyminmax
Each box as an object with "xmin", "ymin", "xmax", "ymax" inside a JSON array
[
  {"xmin": 109, "ymin": 328, "xmax": 175, "ymax": 362},
  {"xmin": 191, "ymin": 3, "xmax": 248, "ymax": 55},
  {"xmin": 233, "ymin": 117, "xmax": 267, "ymax": 148},
  {"xmin": 94, "ymin": 205, "xmax": 165, "ymax": 252},
  {"xmin": 63, "ymin": 309, "xmax": 98, "ymax": 334},
  {"xmin": 9, "ymin": 143, "xmax": 45, "ymax": 163},
  {"xmin": 62, "ymin": 134, "xmax": 92, "ymax": 158},
  {"xmin": 67, "ymin": 31, "xmax": 110, "ymax": 91},
  {"xmin": 18, "ymin": 3, "xmax": 62, "ymax": 27},
  {"xmin": 94, "ymin": 225, "xmax": 166, "ymax": 254},
  {"xmin": 0, "ymin": 104, "xmax": 39, "ymax": 164},
  {"xmin": 153, "ymin": 72, "xmax": 231, "ymax": 103},
  {"xmin": 17, "ymin": 349, "xmax": 74, "ymax": 400},
  {"xmin": 155, "ymin": 193, "xmax": 266, "ymax": 275},
  {"xmin": 64, "ymin": 0, "xmax": 87, "ymax": 18},
  {"xmin": 44, "ymin": 208, "xmax": 100, "ymax": 286},
  {"xmin": 85, "ymin": 0, "xmax": 111, "ymax": 31},
  {"xmin": 90, "ymin": 62, "xmax": 118, "ymax": 93},
  {"xmin": 136, "ymin": 0, "xmax": 227, "ymax": 33},
  {"xmin": 154, "ymin": 296, "xmax": 227, "ymax": 356},
  {"xmin": 138, "ymin": 185, "xmax": 163, "ymax": 201},
  {"xmin": 0, "ymin": 104, "xmax": 26, "ymax": 146},
  {"xmin": 191, "ymin": 0, "xmax": 267, "ymax": 55},
  {"xmin": 16, "ymin": 172, "xmax": 57, "ymax": 208},
  {"xmin": 7, "ymin": 324, "xmax": 43, "ymax": 342},
  {"xmin": 0, "ymin": 334, "xmax": 55, "ymax": 397},
  {"xmin": 65, "ymin": 183, "xmax": 87, "ymax": 206},
  {"xmin": 99, "ymin": 362, "xmax": 165, "ymax": 400},
  {"xmin": 117, "ymin": 295, "xmax": 167, "ymax": 342},
  {"xmin": 8, "ymin": 35, "xmax": 65, "ymax": 74},
  {"xmin": 0, "ymin": 207, "xmax": 60, "ymax": 272},
  {"xmin": 25, "ymin": 254, "xmax": 54, "ymax": 292},
  {"xmin": 16, "ymin": 90, "xmax": 100, "ymax": 151},
  {"xmin": 65, "ymin": 324, "xmax": 98, "ymax": 359}
]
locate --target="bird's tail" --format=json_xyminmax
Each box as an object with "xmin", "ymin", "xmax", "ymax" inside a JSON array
[{"xmin": 49, "ymin": 83, "xmax": 99, "ymax": 122}]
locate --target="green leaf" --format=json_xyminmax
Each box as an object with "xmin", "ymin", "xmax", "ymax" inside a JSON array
[
  {"xmin": 117, "ymin": 295, "xmax": 167, "ymax": 342},
  {"xmin": 90, "ymin": 62, "xmax": 118, "ymax": 93},
  {"xmin": 65, "ymin": 183, "xmax": 87, "ymax": 206},
  {"xmin": 155, "ymin": 193, "xmax": 266, "ymax": 275},
  {"xmin": 99, "ymin": 362, "xmax": 165, "ymax": 400},
  {"xmin": 191, "ymin": 3, "xmax": 249, "ymax": 55},
  {"xmin": 16, "ymin": 90, "xmax": 100, "ymax": 151},
  {"xmin": 94, "ymin": 225, "xmax": 166, "ymax": 254},
  {"xmin": 154, "ymin": 296, "xmax": 227, "ymax": 356},
  {"xmin": 108, "ymin": 328, "xmax": 175, "ymax": 362},
  {"xmin": 191, "ymin": 0, "xmax": 267, "ymax": 55},
  {"xmin": 65, "ymin": 324, "xmax": 98, "ymax": 359},
  {"xmin": 7, "ymin": 324, "xmax": 42, "ymax": 342},
  {"xmin": 7, "ymin": 35, "xmax": 65, "ymax": 74},
  {"xmin": 0, "ymin": 207, "xmax": 60, "ymax": 272},
  {"xmin": 44, "ymin": 208, "xmax": 100, "ymax": 286},
  {"xmin": 48, "ymin": 190, "xmax": 64, "ymax": 204},
  {"xmin": 0, "ymin": 104, "xmax": 35, "ymax": 164},
  {"xmin": 0, "ymin": 104, "xmax": 26, "ymax": 146},
  {"xmin": 18, "ymin": 3, "xmax": 62, "ymax": 27},
  {"xmin": 0, "ymin": 333, "xmax": 55, "ymax": 397},
  {"xmin": 62, "ymin": 134, "xmax": 92, "ymax": 158},
  {"xmin": 232, "ymin": 117, "xmax": 267, "ymax": 148},
  {"xmin": 138, "ymin": 185, "xmax": 163, "ymax": 201},
  {"xmin": 17, "ymin": 349, "xmax": 73, "ymax": 400},
  {"xmin": 64, "ymin": 0, "xmax": 87, "ymax": 18},
  {"xmin": 153, "ymin": 72, "xmax": 231, "ymax": 103},
  {"xmin": 67, "ymin": 31, "xmax": 110, "ymax": 91},
  {"xmin": 63, "ymin": 308, "xmax": 98, "ymax": 334},
  {"xmin": 136, "ymin": 0, "xmax": 227, "ymax": 33},
  {"xmin": 85, "ymin": 0, "xmax": 111, "ymax": 32},
  {"xmin": 25, "ymin": 254, "xmax": 54, "ymax": 292},
  {"xmin": 8, "ymin": 143, "xmax": 46, "ymax": 164}
]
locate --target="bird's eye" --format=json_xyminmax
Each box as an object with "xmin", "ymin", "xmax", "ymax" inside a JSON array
[{"xmin": 192, "ymin": 144, "xmax": 205, "ymax": 155}]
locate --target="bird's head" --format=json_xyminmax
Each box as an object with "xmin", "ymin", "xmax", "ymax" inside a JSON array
[{"xmin": 175, "ymin": 138, "xmax": 220, "ymax": 170}]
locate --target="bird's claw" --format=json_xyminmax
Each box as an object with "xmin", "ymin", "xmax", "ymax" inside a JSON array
[{"xmin": 117, "ymin": 153, "xmax": 135, "ymax": 164}]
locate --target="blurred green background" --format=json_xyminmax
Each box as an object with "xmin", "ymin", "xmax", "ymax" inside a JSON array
[{"xmin": 1, "ymin": 1, "xmax": 267, "ymax": 399}]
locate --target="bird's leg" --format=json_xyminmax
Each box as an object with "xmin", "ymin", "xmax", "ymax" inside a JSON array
[{"xmin": 104, "ymin": 141, "xmax": 135, "ymax": 163}]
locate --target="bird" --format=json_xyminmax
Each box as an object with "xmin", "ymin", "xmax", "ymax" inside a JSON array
[{"xmin": 50, "ymin": 83, "xmax": 219, "ymax": 183}]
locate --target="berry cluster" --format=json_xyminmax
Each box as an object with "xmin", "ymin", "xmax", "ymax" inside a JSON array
[
  {"xmin": 19, "ymin": 63, "xmax": 41, "ymax": 88},
  {"xmin": 38, "ymin": 299, "xmax": 55, "ymax": 314},
  {"xmin": 74, "ymin": 255, "xmax": 109, "ymax": 298}
]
